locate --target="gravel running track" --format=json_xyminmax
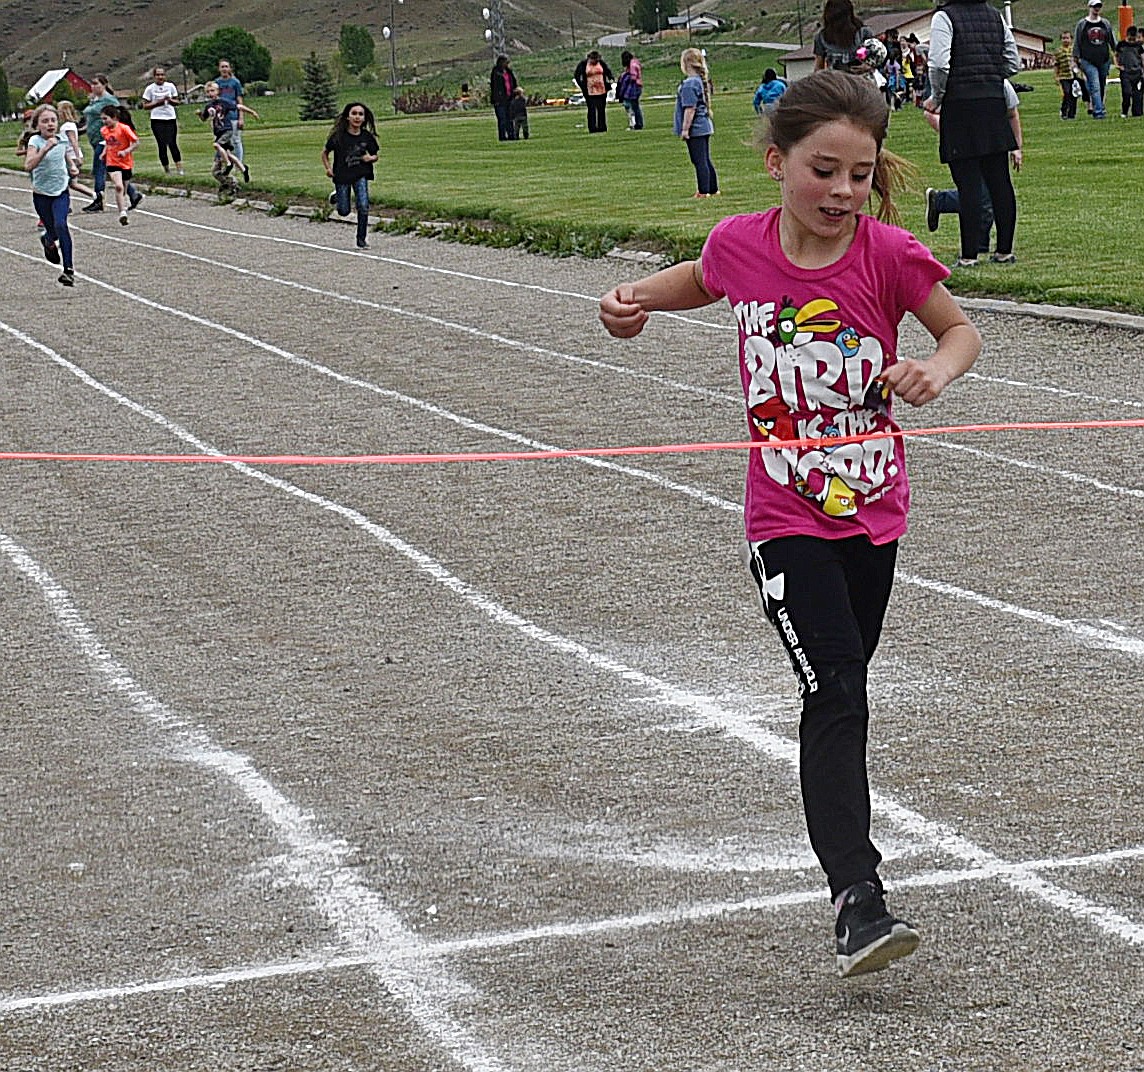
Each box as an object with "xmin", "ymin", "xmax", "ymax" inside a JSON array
[{"xmin": 0, "ymin": 180, "xmax": 1142, "ymax": 1072}]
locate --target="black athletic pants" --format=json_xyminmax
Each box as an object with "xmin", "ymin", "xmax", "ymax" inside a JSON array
[
  {"xmin": 150, "ymin": 119, "xmax": 182, "ymax": 168},
  {"xmin": 746, "ymin": 534, "xmax": 898, "ymax": 900}
]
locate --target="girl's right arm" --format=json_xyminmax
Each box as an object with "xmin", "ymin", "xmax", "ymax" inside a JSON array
[{"xmin": 599, "ymin": 260, "xmax": 718, "ymax": 339}]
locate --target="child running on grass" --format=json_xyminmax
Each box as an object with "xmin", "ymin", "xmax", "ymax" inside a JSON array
[
  {"xmin": 199, "ymin": 80, "xmax": 258, "ymax": 191},
  {"xmin": 599, "ymin": 70, "xmax": 982, "ymax": 979},
  {"xmin": 23, "ymin": 105, "xmax": 75, "ymax": 286},
  {"xmin": 100, "ymin": 104, "xmax": 139, "ymax": 226},
  {"xmin": 321, "ymin": 101, "xmax": 380, "ymax": 249}
]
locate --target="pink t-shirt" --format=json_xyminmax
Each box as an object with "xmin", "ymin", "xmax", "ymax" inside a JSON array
[{"xmin": 700, "ymin": 208, "xmax": 948, "ymax": 545}]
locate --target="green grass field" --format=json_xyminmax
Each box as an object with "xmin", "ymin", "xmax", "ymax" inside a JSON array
[{"xmin": 5, "ymin": 49, "xmax": 1142, "ymax": 313}]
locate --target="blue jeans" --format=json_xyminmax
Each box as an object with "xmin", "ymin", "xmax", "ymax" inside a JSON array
[
  {"xmin": 1079, "ymin": 58, "xmax": 1111, "ymax": 117},
  {"xmin": 230, "ymin": 120, "xmax": 244, "ymax": 162},
  {"xmin": 933, "ymin": 181, "xmax": 993, "ymax": 254},
  {"xmin": 685, "ymin": 134, "xmax": 718, "ymax": 195},
  {"xmin": 622, "ymin": 95, "xmax": 644, "ymax": 129},
  {"xmin": 33, "ymin": 190, "xmax": 73, "ymax": 269},
  {"xmin": 335, "ymin": 177, "xmax": 371, "ymax": 244}
]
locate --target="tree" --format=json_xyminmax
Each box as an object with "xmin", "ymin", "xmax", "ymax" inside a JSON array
[
  {"xmin": 270, "ymin": 58, "xmax": 305, "ymax": 93},
  {"xmin": 0, "ymin": 65, "xmax": 9, "ymax": 116},
  {"xmin": 338, "ymin": 24, "xmax": 375, "ymax": 75},
  {"xmin": 299, "ymin": 52, "xmax": 337, "ymax": 121},
  {"xmin": 629, "ymin": 0, "xmax": 678, "ymax": 34},
  {"xmin": 181, "ymin": 26, "xmax": 272, "ymax": 83}
]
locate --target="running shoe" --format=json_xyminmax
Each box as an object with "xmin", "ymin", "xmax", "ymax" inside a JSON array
[
  {"xmin": 129, "ymin": 190, "xmax": 144, "ymax": 210},
  {"xmin": 835, "ymin": 881, "xmax": 920, "ymax": 978},
  {"xmin": 119, "ymin": 211, "xmax": 129, "ymax": 226},
  {"xmin": 40, "ymin": 236, "xmax": 61, "ymax": 264},
  {"xmin": 58, "ymin": 269, "xmax": 75, "ymax": 287}
]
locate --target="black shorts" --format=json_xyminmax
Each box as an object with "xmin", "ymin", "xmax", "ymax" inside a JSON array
[{"xmin": 106, "ymin": 166, "xmax": 134, "ymax": 180}]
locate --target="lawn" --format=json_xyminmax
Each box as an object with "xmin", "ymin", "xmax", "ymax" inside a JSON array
[{"xmin": 5, "ymin": 51, "xmax": 1142, "ymax": 313}]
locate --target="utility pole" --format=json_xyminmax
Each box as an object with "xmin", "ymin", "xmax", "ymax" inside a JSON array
[{"xmin": 482, "ymin": 2, "xmax": 507, "ymax": 56}]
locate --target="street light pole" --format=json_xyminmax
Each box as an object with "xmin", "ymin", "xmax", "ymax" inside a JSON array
[
  {"xmin": 383, "ymin": 0, "xmax": 404, "ymax": 114},
  {"xmin": 482, "ymin": 3, "xmax": 507, "ymax": 57}
]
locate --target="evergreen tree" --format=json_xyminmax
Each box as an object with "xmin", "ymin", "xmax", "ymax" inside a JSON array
[
  {"xmin": 629, "ymin": 0, "xmax": 678, "ymax": 34},
  {"xmin": 0, "ymin": 65, "xmax": 9, "ymax": 117},
  {"xmin": 339, "ymin": 24, "xmax": 375, "ymax": 75},
  {"xmin": 299, "ymin": 52, "xmax": 338, "ymax": 121}
]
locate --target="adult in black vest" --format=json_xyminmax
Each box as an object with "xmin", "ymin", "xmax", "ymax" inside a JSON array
[{"xmin": 924, "ymin": 0, "xmax": 1020, "ymax": 266}]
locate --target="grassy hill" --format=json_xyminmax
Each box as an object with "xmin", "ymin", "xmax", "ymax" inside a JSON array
[{"xmin": 2, "ymin": 0, "xmax": 1078, "ymax": 99}]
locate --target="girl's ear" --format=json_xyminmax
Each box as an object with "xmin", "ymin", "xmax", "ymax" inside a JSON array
[{"xmin": 764, "ymin": 144, "xmax": 785, "ymax": 183}]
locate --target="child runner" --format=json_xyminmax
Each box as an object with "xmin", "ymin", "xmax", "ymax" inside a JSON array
[
  {"xmin": 321, "ymin": 101, "xmax": 379, "ymax": 249},
  {"xmin": 23, "ymin": 105, "xmax": 76, "ymax": 286},
  {"xmin": 199, "ymin": 81, "xmax": 258, "ymax": 190},
  {"xmin": 599, "ymin": 70, "xmax": 982, "ymax": 978},
  {"xmin": 100, "ymin": 105, "xmax": 139, "ymax": 225},
  {"xmin": 55, "ymin": 101, "xmax": 97, "ymax": 202}
]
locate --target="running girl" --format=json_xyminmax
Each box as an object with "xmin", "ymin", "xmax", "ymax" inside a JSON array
[
  {"xmin": 599, "ymin": 70, "xmax": 982, "ymax": 979},
  {"xmin": 321, "ymin": 101, "xmax": 380, "ymax": 249},
  {"xmin": 23, "ymin": 105, "xmax": 75, "ymax": 286},
  {"xmin": 100, "ymin": 104, "xmax": 139, "ymax": 225},
  {"xmin": 55, "ymin": 100, "xmax": 97, "ymax": 201}
]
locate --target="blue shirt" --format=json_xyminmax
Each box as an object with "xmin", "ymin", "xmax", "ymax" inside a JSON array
[
  {"xmin": 29, "ymin": 134, "xmax": 70, "ymax": 196},
  {"xmin": 215, "ymin": 76, "xmax": 244, "ymax": 106},
  {"xmin": 674, "ymin": 75, "xmax": 713, "ymax": 136}
]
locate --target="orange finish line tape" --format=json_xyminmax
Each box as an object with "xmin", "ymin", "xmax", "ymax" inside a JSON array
[{"xmin": 3, "ymin": 419, "xmax": 1144, "ymax": 466}]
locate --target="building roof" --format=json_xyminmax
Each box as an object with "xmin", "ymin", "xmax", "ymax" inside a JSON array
[{"xmin": 26, "ymin": 68, "xmax": 71, "ymax": 103}]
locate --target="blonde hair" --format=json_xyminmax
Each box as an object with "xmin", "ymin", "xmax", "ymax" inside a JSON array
[
  {"xmin": 31, "ymin": 103, "xmax": 58, "ymax": 127},
  {"xmin": 56, "ymin": 100, "xmax": 79, "ymax": 123},
  {"xmin": 679, "ymin": 48, "xmax": 713, "ymax": 118},
  {"xmin": 757, "ymin": 69, "xmax": 912, "ymax": 224}
]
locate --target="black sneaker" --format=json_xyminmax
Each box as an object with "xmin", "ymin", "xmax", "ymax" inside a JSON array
[
  {"xmin": 328, "ymin": 191, "xmax": 338, "ymax": 206},
  {"xmin": 129, "ymin": 190, "xmax": 144, "ymax": 210},
  {"xmin": 925, "ymin": 187, "xmax": 939, "ymax": 233},
  {"xmin": 41, "ymin": 236, "xmax": 61, "ymax": 264},
  {"xmin": 835, "ymin": 881, "xmax": 919, "ymax": 978},
  {"xmin": 241, "ymin": 165, "xmax": 250, "ymax": 184},
  {"xmin": 58, "ymin": 269, "xmax": 75, "ymax": 287},
  {"xmin": 81, "ymin": 198, "xmax": 103, "ymax": 213}
]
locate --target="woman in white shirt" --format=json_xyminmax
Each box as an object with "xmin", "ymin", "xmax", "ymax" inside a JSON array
[{"xmin": 141, "ymin": 65, "xmax": 183, "ymax": 175}]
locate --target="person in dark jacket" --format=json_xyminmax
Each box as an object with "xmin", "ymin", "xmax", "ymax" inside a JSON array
[
  {"xmin": 1073, "ymin": 0, "xmax": 1118, "ymax": 118},
  {"xmin": 924, "ymin": 0, "xmax": 1020, "ymax": 266},
  {"xmin": 574, "ymin": 50, "xmax": 615, "ymax": 133},
  {"xmin": 490, "ymin": 55, "xmax": 518, "ymax": 141}
]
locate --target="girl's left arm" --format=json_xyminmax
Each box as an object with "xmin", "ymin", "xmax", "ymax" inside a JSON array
[{"xmin": 879, "ymin": 282, "xmax": 981, "ymax": 406}]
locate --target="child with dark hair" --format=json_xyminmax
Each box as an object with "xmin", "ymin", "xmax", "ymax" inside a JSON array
[
  {"xmin": 508, "ymin": 87, "xmax": 530, "ymax": 140},
  {"xmin": 601, "ymin": 71, "xmax": 982, "ymax": 978},
  {"xmin": 321, "ymin": 101, "xmax": 380, "ymax": 249},
  {"xmin": 100, "ymin": 104, "xmax": 139, "ymax": 225}
]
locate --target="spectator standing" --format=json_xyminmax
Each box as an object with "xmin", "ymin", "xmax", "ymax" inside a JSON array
[
  {"xmin": 813, "ymin": 0, "xmax": 875, "ymax": 73},
  {"xmin": 489, "ymin": 55, "xmax": 517, "ymax": 141},
  {"xmin": 924, "ymin": 0, "xmax": 1019, "ymax": 267},
  {"xmin": 753, "ymin": 68, "xmax": 788, "ymax": 115},
  {"xmin": 508, "ymin": 87, "xmax": 530, "ymax": 140},
  {"xmin": 574, "ymin": 50, "xmax": 614, "ymax": 133},
  {"xmin": 141, "ymin": 65, "xmax": 184, "ymax": 174},
  {"xmin": 675, "ymin": 47, "xmax": 718, "ymax": 197},
  {"xmin": 1056, "ymin": 31, "xmax": 1081, "ymax": 118},
  {"xmin": 617, "ymin": 50, "xmax": 644, "ymax": 129},
  {"xmin": 1115, "ymin": 26, "xmax": 1144, "ymax": 116},
  {"xmin": 215, "ymin": 59, "xmax": 247, "ymax": 161},
  {"xmin": 1074, "ymin": 0, "xmax": 1117, "ymax": 119},
  {"xmin": 924, "ymin": 80, "xmax": 1023, "ymax": 256}
]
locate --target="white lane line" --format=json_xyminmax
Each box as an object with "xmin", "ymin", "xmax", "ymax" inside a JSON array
[
  {"xmin": 5, "ymin": 839, "xmax": 1143, "ymax": 1017},
  {"xmin": 8, "ymin": 204, "xmax": 1144, "ymax": 500},
  {"xmin": 4, "ymin": 236, "xmax": 1144, "ymax": 655},
  {"xmin": 4, "ymin": 321, "xmax": 1143, "ymax": 968},
  {"xmin": 0, "ymin": 534, "xmax": 521, "ymax": 1072}
]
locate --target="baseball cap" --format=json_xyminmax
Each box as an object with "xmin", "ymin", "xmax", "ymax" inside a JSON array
[{"xmin": 1090, "ymin": 1, "xmax": 1102, "ymax": 7}]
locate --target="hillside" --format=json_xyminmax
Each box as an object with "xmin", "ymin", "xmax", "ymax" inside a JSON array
[
  {"xmin": 2, "ymin": 0, "xmax": 1072, "ymax": 96},
  {"xmin": 0, "ymin": 0, "xmax": 639, "ymax": 89}
]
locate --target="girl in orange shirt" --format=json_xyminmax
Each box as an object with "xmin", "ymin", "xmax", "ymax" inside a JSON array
[{"xmin": 100, "ymin": 104, "xmax": 139, "ymax": 225}]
